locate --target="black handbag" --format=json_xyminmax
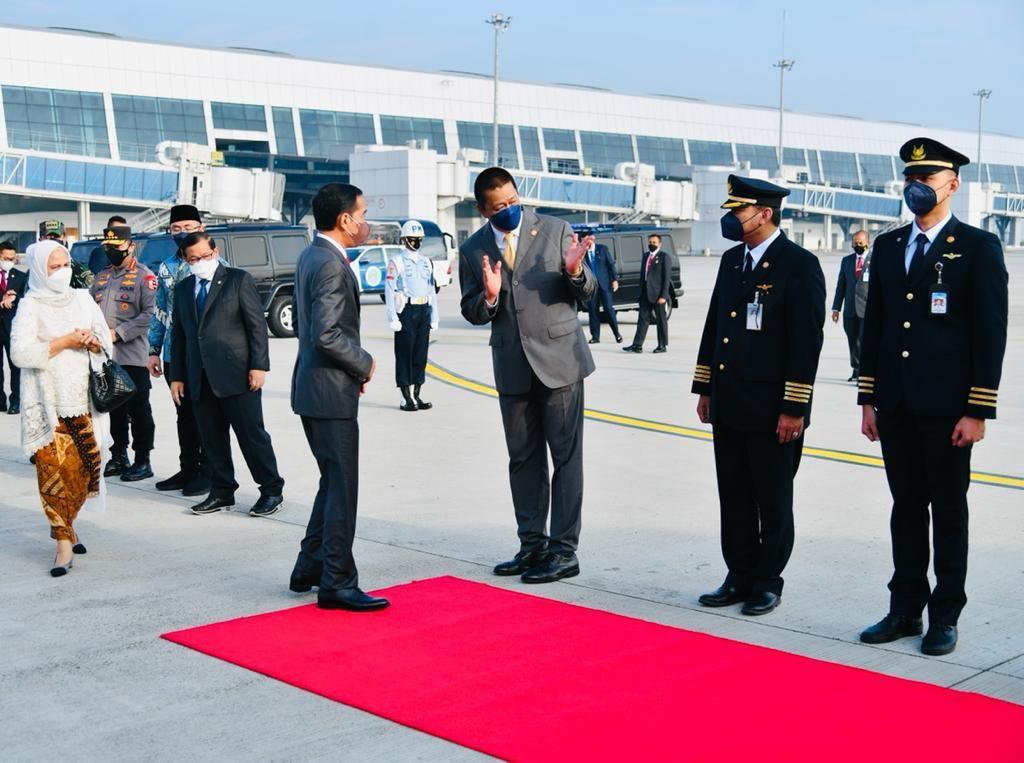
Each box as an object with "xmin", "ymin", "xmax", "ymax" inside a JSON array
[{"xmin": 89, "ymin": 345, "xmax": 137, "ymax": 413}]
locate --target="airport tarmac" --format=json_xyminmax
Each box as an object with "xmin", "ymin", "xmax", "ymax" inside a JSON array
[{"xmin": 2, "ymin": 251, "xmax": 1021, "ymax": 761}]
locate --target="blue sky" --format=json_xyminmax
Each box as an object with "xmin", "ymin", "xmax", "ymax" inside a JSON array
[{"xmin": 3, "ymin": 0, "xmax": 1021, "ymax": 136}]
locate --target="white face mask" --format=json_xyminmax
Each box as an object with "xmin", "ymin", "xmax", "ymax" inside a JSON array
[
  {"xmin": 189, "ymin": 256, "xmax": 219, "ymax": 281},
  {"xmin": 46, "ymin": 266, "xmax": 73, "ymax": 293},
  {"xmin": 0, "ymin": 259, "xmax": 14, "ymax": 272}
]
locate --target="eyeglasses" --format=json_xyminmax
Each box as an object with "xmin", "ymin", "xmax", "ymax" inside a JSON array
[
  {"xmin": 170, "ymin": 224, "xmax": 202, "ymax": 234},
  {"xmin": 184, "ymin": 251, "xmax": 216, "ymax": 265}
]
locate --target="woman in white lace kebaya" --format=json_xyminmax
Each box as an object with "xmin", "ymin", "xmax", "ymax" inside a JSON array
[{"xmin": 11, "ymin": 240, "xmax": 113, "ymax": 577}]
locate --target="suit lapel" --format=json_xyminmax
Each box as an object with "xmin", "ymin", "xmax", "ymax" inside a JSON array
[
  {"xmin": 911, "ymin": 217, "xmax": 959, "ymax": 289},
  {"xmin": 199, "ymin": 264, "xmax": 228, "ymax": 325},
  {"xmin": 512, "ymin": 209, "xmax": 542, "ymax": 273}
]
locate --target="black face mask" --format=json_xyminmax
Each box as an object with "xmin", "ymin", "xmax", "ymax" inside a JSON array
[
  {"xmin": 104, "ymin": 246, "xmax": 127, "ymax": 266},
  {"xmin": 647, "ymin": 243, "xmax": 658, "ymax": 253},
  {"xmin": 405, "ymin": 238, "xmax": 422, "ymax": 251},
  {"xmin": 853, "ymin": 244, "xmax": 867, "ymax": 255}
]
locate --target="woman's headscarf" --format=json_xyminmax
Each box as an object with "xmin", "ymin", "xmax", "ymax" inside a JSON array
[{"xmin": 25, "ymin": 239, "xmax": 73, "ymax": 301}]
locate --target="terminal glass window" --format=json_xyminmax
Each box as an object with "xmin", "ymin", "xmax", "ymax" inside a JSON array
[
  {"xmin": 819, "ymin": 150, "xmax": 860, "ymax": 187},
  {"xmin": 211, "ymin": 102, "xmax": 267, "ymax": 132},
  {"xmin": 986, "ymin": 164, "xmax": 1018, "ymax": 192},
  {"xmin": 688, "ymin": 139, "xmax": 733, "ymax": 166},
  {"xmin": 806, "ymin": 150, "xmax": 822, "ymax": 183},
  {"xmin": 299, "ymin": 109, "xmax": 375, "ymax": 157},
  {"xmin": 783, "ymin": 147, "xmax": 807, "ymax": 167},
  {"xmin": 547, "ymin": 157, "xmax": 581, "ymax": 175},
  {"xmin": 736, "ymin": 143, "xmax": 778, "ymax": 174},
  {"xmin": 456, "ymin": 121, "xmax": 517, "ymax": 167},
  {"xmin": 858, "ymin": 153, "xmax": 895, "ymax": 189},
  {"xmin": 579, "ymin": 131, "xmax": 634, "ymax": 177},
  {"xmin": 636, "ymin": 136, "xmax": 686, "ymax": 180},
  {"xmin": 380, "ymin": 115, "xmax": 447, "ymax": 154},
  {"xmin": 112, "ymin": 95, "xmax": 207, "ymax": 162},
  {"xmin": 272, "ymin": 107, "xmax": 298, "ymax": 155},
  {"xmin": 542, "ymin": 128, "xmax": 577, "ymax": 153},
  {"xmin": 2, "ymin": 85, "xmax": 110, "ymax": 158},
  {"xmin": 518, "ymin": 126, "xmax": 543, "ymax": 171}
]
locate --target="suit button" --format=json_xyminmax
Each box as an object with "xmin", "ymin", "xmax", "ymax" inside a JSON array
[
  {"xmin": 901, "ymin": 350, "xmax": 910, "ymax": 358},
  {"xmin": 719, "ymin": 363, "xmax": 725, "ymax": 370},
  {"xmin": 903, "ymin": 321, "xmax": 911, "ymax": 329},
  {"xmin": 723, "ymin": 337, "xmax": 729, "ymax": 344},
  {"xmin": 730, "ymin": 311, "xmax": 737, "ymax": 318},
  {"xmin": 513, "ymin": 280, "xmax": 519, "ymax": 286},
  {"xmin": 906, "ymin": 292, "xmax": 914, "ymax": 300}
]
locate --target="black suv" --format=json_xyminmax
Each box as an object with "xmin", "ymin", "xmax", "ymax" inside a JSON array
[
  {"xmin": 72, "ymin": 223, "xmax": 310, "ymax": 338},
  {"xmin": 572, "ymin": 224, "xmax": 683, "ymax": 319}
]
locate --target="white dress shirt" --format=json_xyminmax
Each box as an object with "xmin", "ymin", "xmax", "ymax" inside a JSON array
[
  {"xmin": 745, "ymin": 227, "xmax": 782, "ymax": 268},
  {"xmin": 904, "ymin": 211, "xmax": 952, "ymax": 272}
]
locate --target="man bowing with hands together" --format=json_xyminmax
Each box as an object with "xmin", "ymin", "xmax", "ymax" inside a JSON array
[{"xmin": 460, "ymin": 167, "xmax": 597, "ymax": 584}]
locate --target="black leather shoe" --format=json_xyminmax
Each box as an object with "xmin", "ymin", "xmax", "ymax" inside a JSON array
[
  {"xmin": 621, "ymin": 345, "xmax": 642, "ymax": 353},
  {"xmin": 415, "ymin": 398, "xmax": 433, "ymax": 410},
  {"xmin": 72, "ymin": 542, "xmax": 87, "ymax": 554},
  {"xmin": 921, "ymin": 624, "xmax": 958, "ymax": 656},
  {"xmin": 588, "ymin": 337, "xmax": 600, "ymax": 344},
  {"xmin": 400, "ymin": 400, "xmax": 418, "ymax": 412},
  {"xmin": 190, "ymin": 495, "xmax": 234, "ymax": 515},
  {"xmin": 317, "ymin": 588, "xmax": 390, "ymax": 611},
  {"xmin": 182, "ymin": 474, "xmax": 211, "ymax": 497},
  {"xmin": 155, "ymin": 471, "xmax": 188, "ymax": 491},
  {"xmin": 614, "ymin": 333, "xmax": 623, "ymax": 344},
  {"xmin": 698, "ymin": 584, "xmax": 749, "ymax": 607},
  {"xmin": 289, "ymin": 564, "xmax": 323, "ymax": 593},
  {"xmin": 250, "ymin": 494, "xmax": 284, "ymax": 517},
  {"xmin": 104, "ymin": 453, "xmax": 130, "ymax": 477},
  {"xmin": 493, "ymin": 549, "xmax": 549, "ymax": 576},
  {"xmin": 741, "ymin": 591, "xmax": 781, "ymax": 616},
  {"xmin": 653, "ymin": 345, "xmax": 667, "ymax": 354},
  {"xmin": 847, "ymin": 372, "xmax": 859, "ymax": 382},
  {"xmin": 7, "ymin": 402, "xmax": 18, "ymax": 414},
  {"xmin": 521, "ymin": 553, "xmax": 579, "ymax": 584},
  {"xmin": 121, "ymin": 461, "xmax": 153, "ymax": 482},
  {"xmin": 859, "ymin": 613, "xmax": 923, "ymax": 644}
]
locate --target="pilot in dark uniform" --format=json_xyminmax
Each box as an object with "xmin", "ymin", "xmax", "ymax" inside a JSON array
[
  {"xmin": 691, "ymin": 175, "xmax": 825, "ymax": 616},
  {"xmin": 857, "ymin": 138, "xmax": 1008, "ymax": 657}
]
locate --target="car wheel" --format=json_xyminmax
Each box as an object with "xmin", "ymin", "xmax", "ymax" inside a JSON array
[{"xmin": 267, "ymin": 295, "xmax": 295, "ymax": 338}]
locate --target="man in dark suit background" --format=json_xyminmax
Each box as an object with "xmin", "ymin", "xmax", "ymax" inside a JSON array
[
  {"xmin": 584, "ymin": 235, "xmax": 622, "ymax": 344},
  {"xmin": 831, "ymin": 229, "xmax": 872, "ymax": 381},
  {"xmin": 623, "ymin": 233, "xmax": 673, "ymax": 353},
  {"xmin": 0, "ymin": 240, "xmax": 27, "ymax": 414},
  {"xmin": 288, "ymin": 183, "xmax": 387, "ymax": 612},
  {"xmin": 460, "ymin": 167, "xmax": 596, "ymax": 584},
  {"xmin": 169, "ymin": 232, "xmax": 285, "ymax": 518}
]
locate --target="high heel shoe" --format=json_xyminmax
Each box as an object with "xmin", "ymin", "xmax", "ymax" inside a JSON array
[
  {"xmin": 50, "ymin": 554, "xmax": 73, "ymax": 577},
  {"xmin": 72, "ymin": 542, "xmax": 87, "ymax": 554}
]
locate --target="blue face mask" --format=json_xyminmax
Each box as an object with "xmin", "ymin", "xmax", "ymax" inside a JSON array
[
  {"xmin": 490, "ymin": 204, "xmax": 522, "ymax": 232},
  {"xmin": 172, "ymin": 231, "xmax": 191, "ymax": 246},
  {"xmin": 903, "ymin": 181, "xmax": 938, "ymax": 216},
  {"xmin": 720, "ymin": 209, "xmax": 765, "ymax": 242}
]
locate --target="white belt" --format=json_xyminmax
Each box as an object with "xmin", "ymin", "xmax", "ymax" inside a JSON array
[{"xmin": 408, "ymin": 296, "xmax": 430, "ymax": 305}]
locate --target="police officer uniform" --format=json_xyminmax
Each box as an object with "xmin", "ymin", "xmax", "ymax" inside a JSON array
[
  {"xmin": 385, "ymin": 220, "xmax": 438, "ymax": 411},
  {"xmin": 691, "ymin": 175, "xmax": 826, "ymax": 614},
  {"xmin": 858, "ymin": 139, "xmax": 1008, "ymax": 655},
  {"xmin": 90, "ymin": 225, "xmax": 157, "ymax": 480}
]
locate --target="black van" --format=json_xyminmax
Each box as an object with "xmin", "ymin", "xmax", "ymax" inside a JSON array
[
  {"xmin": 71, "ymin": 223, "xmax": 310, "ymax": 338},
  {"xmin": 572, "ymin": 224, "xmax": 683, "ymax": 319}
]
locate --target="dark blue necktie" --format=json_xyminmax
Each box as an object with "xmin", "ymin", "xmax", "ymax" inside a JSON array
[
  {"xmin": 742, "ymin": 251, "xmax": 753, "ymax": 282},
  {"xmin": 908, "ymin": 232, "xmax": 929, "ymax": 280},
  {"xmin": 197, "ymin": 279, "xmax": 209, "ymax": 315}
]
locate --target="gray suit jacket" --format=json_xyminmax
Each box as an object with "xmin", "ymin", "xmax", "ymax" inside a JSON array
[
  {"xmin": 291, "ymin": 236, "xmax": 373, "ymax": 420},
  {"xmin": 459, "ymin": 208, "xmax": 597, "ymax": 395}
]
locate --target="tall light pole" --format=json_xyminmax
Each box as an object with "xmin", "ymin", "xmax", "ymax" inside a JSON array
[
  {"xmin": 774, "ymin": 58, "xmax": 794, "ymax": 177},
  {"xmin": 486, "ymin": 13, "xmax": 512, "ymax": 167},
  {"xmin": 973, "ymin": 89, "xmax": 991, "ymax": 183}
]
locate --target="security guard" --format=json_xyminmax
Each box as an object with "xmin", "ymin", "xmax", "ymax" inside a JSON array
[
  {"xmin": 91, "ymin": 225, "xmax": 157, "ymax": 481},
  {"xmin": 386, "ymin": 220, "xmax": 439, "ymax": 411},
  {"xmin": 38, "ymin": 220, "xmax": 92, "ymax": 288},
  {"xmin": 691, "ymin": 175, "xmax": 825, "ymax": 616},
  {"xmin": 857, "ymin": 138, "xmax": 1008, "ymax": 657}
]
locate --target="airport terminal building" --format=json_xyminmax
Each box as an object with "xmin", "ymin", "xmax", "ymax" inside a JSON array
[{"xmin": 1, "ymin": 23, "xmax": 1023, "ymax": 253}]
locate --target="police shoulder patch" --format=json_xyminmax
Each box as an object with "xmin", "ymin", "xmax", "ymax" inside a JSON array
[{"xmin": 146, "ymin": 274, "xmax": 158, "ymax": 290}]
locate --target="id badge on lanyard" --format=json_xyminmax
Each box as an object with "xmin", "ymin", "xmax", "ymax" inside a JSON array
[
  {"xmin": 747, "ymin": 291, "xmax": 763, "ymax": 331},
  {"xmin": 930, "ymin": 262, "xmax": 948, "ymax": 315}
]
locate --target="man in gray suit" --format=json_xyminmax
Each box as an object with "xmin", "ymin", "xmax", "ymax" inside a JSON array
[
  {"xmin": 288, "ymin": 183, "xmax": 387, "ymax": 611},
  {"xmin": 460, "ymin": 167, "xmax": 597, "ymax": 584},
  {"xmin": 831, "ymin": 229, "xmax": 872, "ymax": 381}
]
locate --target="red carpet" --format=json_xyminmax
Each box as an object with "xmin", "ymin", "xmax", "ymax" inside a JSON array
[{"xmin": 162, "ymin": 576, "xmax": 1024, "ymax": 762}]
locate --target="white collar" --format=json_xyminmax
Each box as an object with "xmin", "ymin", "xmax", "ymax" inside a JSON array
[
  {"xmin": 745, "ymin": 227, "xmax": 782, "ymax": 265},
  {"xmin": 909, "ymin": 211, "xmax": 952, "ymax": 247},
  {"xmin": 316, "ymin": 231, "xmax": 348, "ymax": 259}
]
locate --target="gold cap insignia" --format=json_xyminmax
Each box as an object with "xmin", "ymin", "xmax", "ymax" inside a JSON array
[
  {"xmin": 910, "ymin": 144, "xmax": 926, "ymax": 161},
  {"xmin": 727, "ymin": 181, "xmax": 733, "ymax": 194},
  {"xmin": 946, "ymin": 235, "xmax": 955, "ymax": 243}
]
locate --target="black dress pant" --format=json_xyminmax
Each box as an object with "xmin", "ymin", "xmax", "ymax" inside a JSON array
[
  {"xmin": 876, "ymin": 409, "xmax": 971, "ymax": 625},
  {"xmin": 587, "ymin": 286, "xmax": 620, "ymax": 340},
  {"xmin": 843, "ymin": 314, "xmax": 862, "ymax": 372},
  {"xmin": 298, "ymin": 416, "xmax": 359, "ymax": 592},
  {"xmin": 194, "ymin": 374, "xmax": 284, "ymax": 499},
  {"xmin": 394, "ymin": 303, "xmax": 430, "ymax": 387},
  {"xmin": 165, "ymin": 372, "xmax": 206, "ymax": 476},
  {"xmin": 111, "ymin": 365, "xmax": 154, "ymax": 459},
  {"xmin": 632, "ymin": 294, "xmax": 668, "ymax": 348},
  {"xmin": 712, "ymin": 424, "xmax": 804, "ymax": 595},
  {"xmin": 0, "ymin": 320, "xmax": 19, "ymax": 407},
  {"xmin": 497, "ymin": 373, "xmax": 585, "ymax": 556}
]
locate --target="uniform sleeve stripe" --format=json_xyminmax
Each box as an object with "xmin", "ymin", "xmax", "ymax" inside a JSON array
[
  {"xmin": 785, "ymin": 382, "xmax": 814, "ymax": 390},
  {"xmin": 968, "ymin": 393, "xmax": 998, "ymax": 401},
  {"xmin": 858, "ymin": 376, "xmax": 875, "ymax": 381},
  {"xmin": 970, "ymin": 386, "xmax": 999, "ymax": 394},
  {"xmin": 968, "ymin": 399, "xmax": 997, "ymax": 408},
  {"xmin": 783, "ymin": 396, "xmax": 811, "ymax": 403}
]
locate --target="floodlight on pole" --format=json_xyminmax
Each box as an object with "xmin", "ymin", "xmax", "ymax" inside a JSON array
[
  {"xmin": 973, "ymin": 89, "xmax": 991, "ymax": 184},
  {"xmin": 486, "ymin": 13, "xmax": 513, "ymax": 167},
  {"xmin": 774, "ymin": 58, "xmax": 795, "ymax": 177}
]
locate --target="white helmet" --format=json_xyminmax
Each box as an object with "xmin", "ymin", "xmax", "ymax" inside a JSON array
[{"xmin": 400, "ymin": 220, "xmax": 425, "ymax": 239}]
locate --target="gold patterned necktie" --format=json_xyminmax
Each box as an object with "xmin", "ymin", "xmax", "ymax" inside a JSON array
[{"xmin": 503, "ymin": 231, "xmax": 516, "ymax": 270}]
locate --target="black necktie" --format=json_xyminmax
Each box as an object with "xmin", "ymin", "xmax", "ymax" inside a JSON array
[
  {"xmin": 197, "ymin": 279, "xmax": 209, "ymax": 315},
  {"xmin": 742, "ymin": 251, "xmax": 753, "ymax": 282},
  {"xmin": 908, "ymin": 232, "xmax": 928, "ymax": 280}
]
